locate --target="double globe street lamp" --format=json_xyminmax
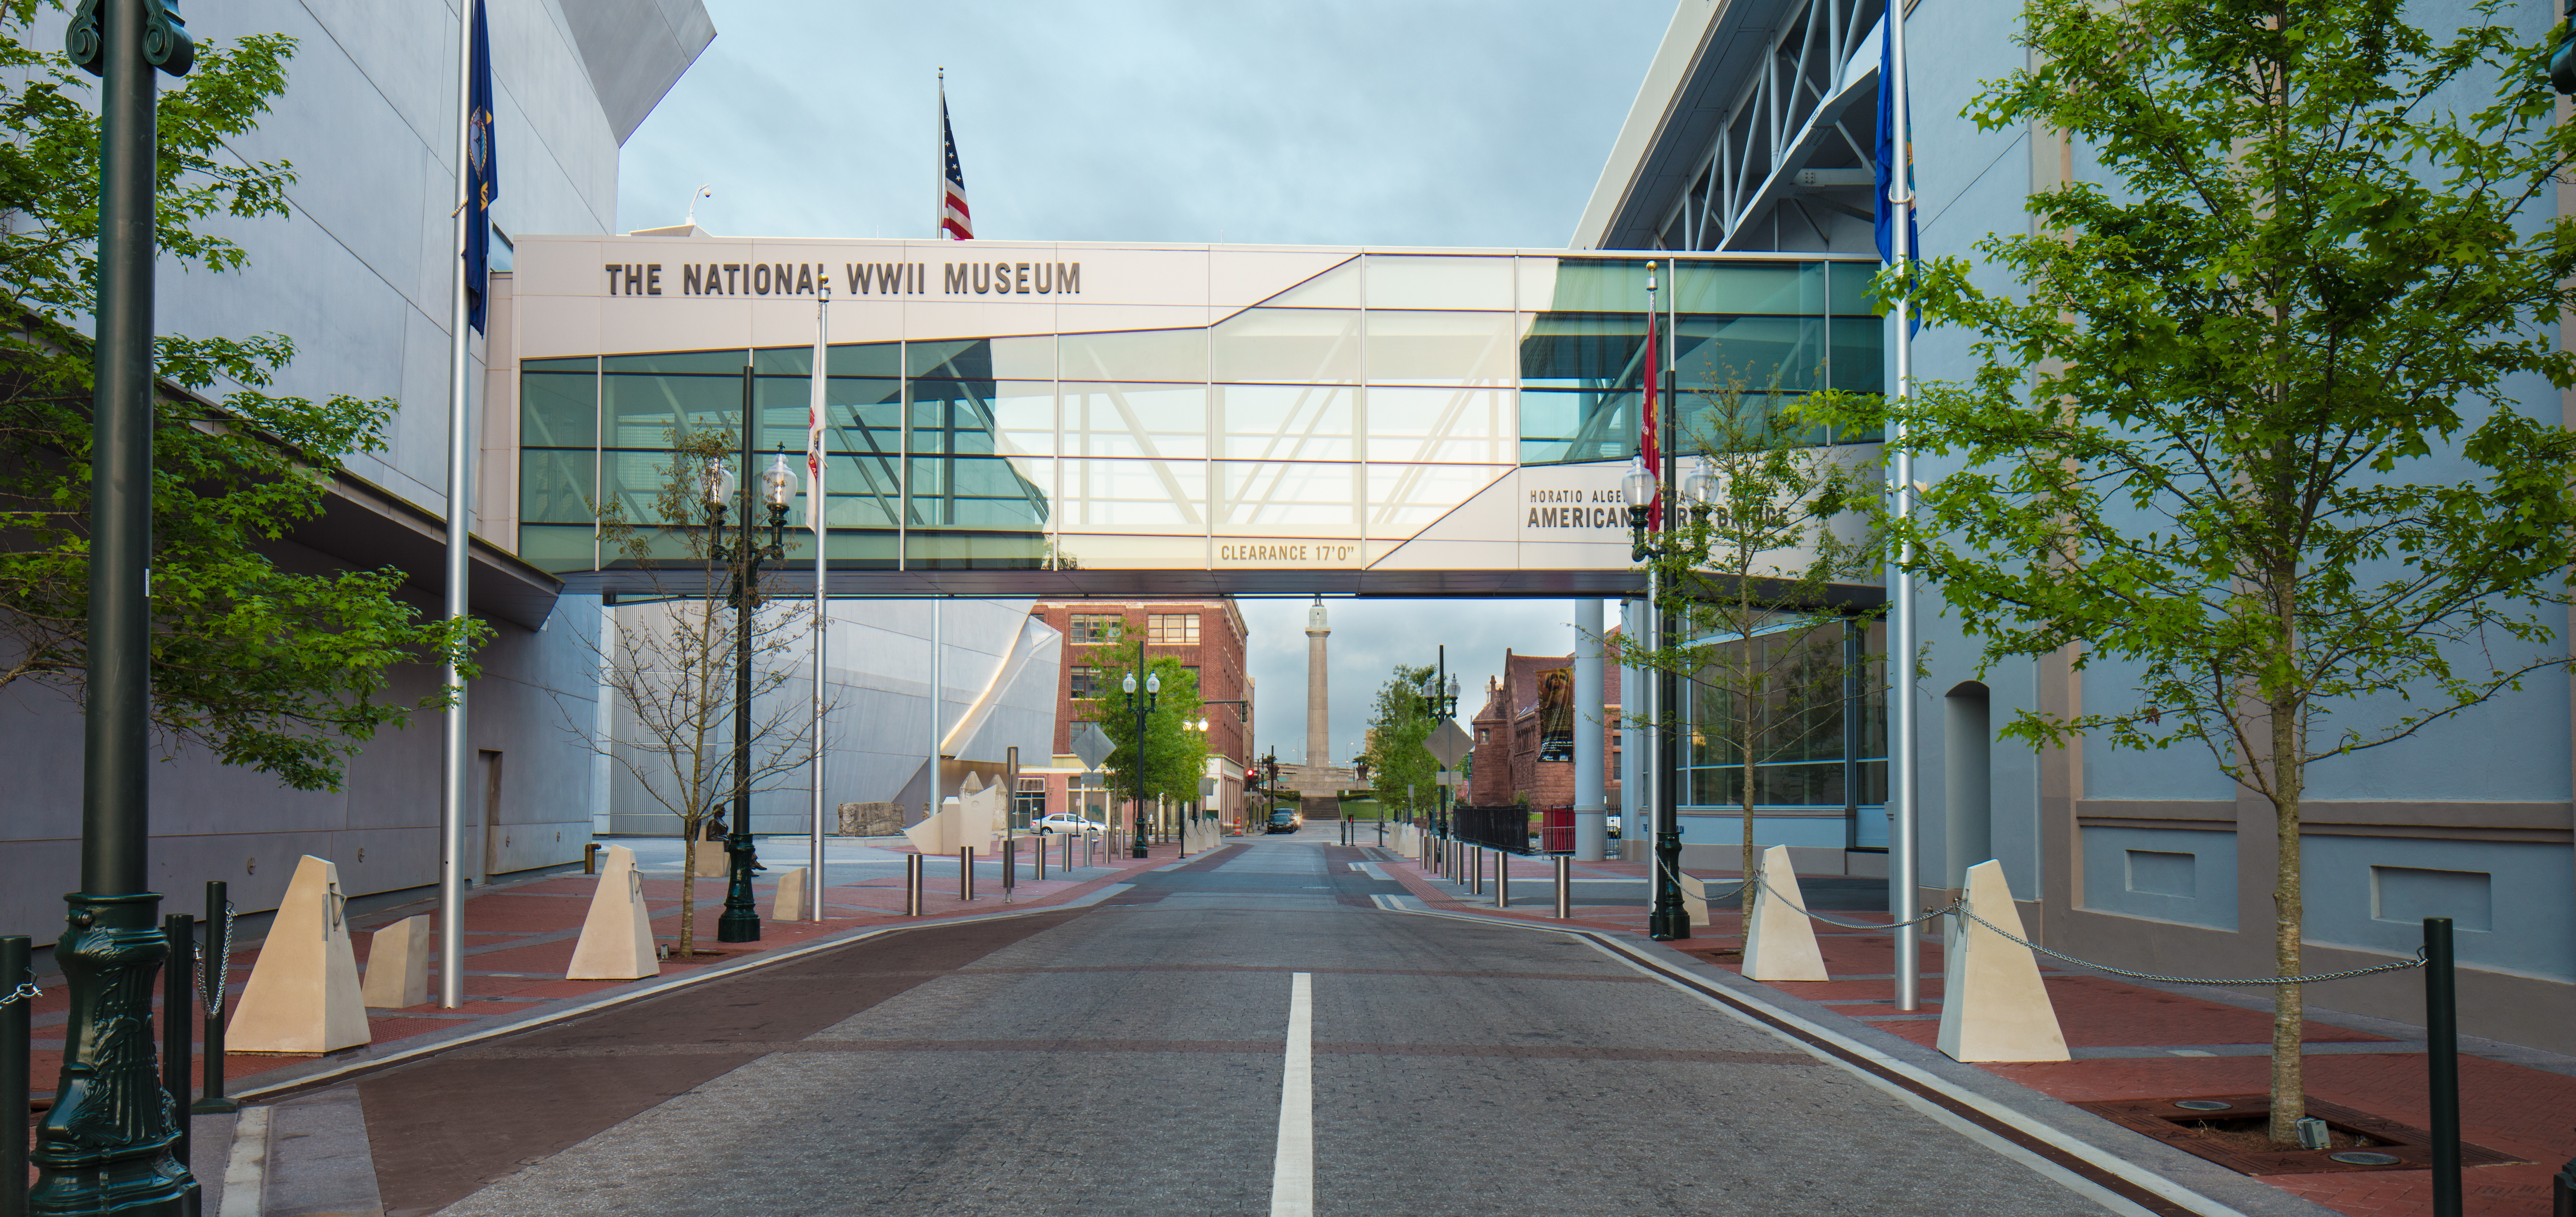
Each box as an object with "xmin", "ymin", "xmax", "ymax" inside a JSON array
[
  {"xmin": 1622, "ymin": 450, "xmax": 1716, "ymax": 941},
  {"xmin": 1417, "ymin": 661, "xmax": 1460, "ymax": 834},
  {"xmin": 700, "ymin": 435, "xmax": 799, "ymax": 943},
  {"xmin": 1122, "ymin": 665, "xmax": 1160, "ymax": 858}
]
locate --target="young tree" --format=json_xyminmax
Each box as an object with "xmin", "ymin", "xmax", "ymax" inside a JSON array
[
  {"xmin": 1824, "ymin": 0, "xmax": 2576, "ymax": 1142},
  {"xmin": 565, "ymin": 427, "xmax": 821, "ymax": 957},
  {"xmin": 0, "ymin": 8, "xmax": 484, "ymax": 790},
  {"xmin": 1090, "ymin": 634, "xmax": 1207, "ymax": 836},
  {"xmin": 1362, "ymin": 663, "xmax": 1436, "ymax": 822},
  {"xmin": 1624, "ymin": 370, "xmax": 1875, "ymax": 892}
]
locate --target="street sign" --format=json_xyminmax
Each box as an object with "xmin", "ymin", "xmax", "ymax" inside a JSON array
[
  {"xmin": 1071, "ymin": 723, "xmax": 1114, "ymax": 771},
  {"xmin": 1425, "ymin": 719, "xmax": 1474, "ymax": 767},
  {"xmin": 1439, "ymin": 770, "xmax": 1461, "ymax": 788}
]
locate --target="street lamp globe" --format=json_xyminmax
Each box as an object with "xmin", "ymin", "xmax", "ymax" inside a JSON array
[
  {"xmin": 1621, "ymin": 455, "xmax": 1656, "ymax": 511},
  {"xmin": 1123, "ymin": 672, "xmax": 1138, "ymax": 694},
  {"xmin": 700, "ymin": 456, "xmax": 735, "ymax": 508},
  {"xmin": 1444, "ymin": 673, "xmax": 1460, "ymax": 701},
  {"xmin": 761, "ymin": 451, "xmax": 798, "ymax": 509},
  {"xmin": 1146, "ymin": 672, "xmax": 1161, "ymax": 695},
  {"xmin": 1684, "ymin": 454, "xmax": 1717, "ymax": 507}
]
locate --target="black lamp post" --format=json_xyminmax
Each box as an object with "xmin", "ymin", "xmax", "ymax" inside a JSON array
[
  {"xmin": 1122, "ymin": 661, "xmax": 1159, "ymax": 858},
  {"xmin": 704, "ymin": 375, "xmax": 799, "ymax": 943},
  {"xmin": 1418, "ymin": 647, "xmax": 1460, "ymax": 834},
  {"xmin": 1626, "ymin": 427, "xmax": 1718, "ymax": 942},
  {"xmin": 34, "ymin": 3, "xmax": 197, "ymax": 1213}
]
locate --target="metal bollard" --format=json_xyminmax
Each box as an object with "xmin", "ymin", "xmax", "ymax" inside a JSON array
[
  {"xmin": 163, "ymin": 914, "xmax": 194, "ymax": 1174},
  {"xmin": 1496, "ymin": 854, "xmax": 1510, "ymax": 908},
  {"xmin": 1002, "ymin": 837, "xmax": 1017, "ymax": 898},
  {"xmin": 959, "ymin": 847, "xmax": 976, "ymax": 901},
  {"xmin": 1472, "ymin": 848, "xmax": 1485, "ymax": 895},
  {"xmin": 583, "ymin": 842, "xmax": 600, "ymax": 874},
  {"xmin": 2427, "ymin": 917, "xmax": 2461, "ymax": 1217},
  {"xmin": 196, "ymin": 880, "xmax": 236, "ymax": 1114},
  {"xmin": 3, "ymin": 935, "xmax": 30, "ymax": 1217},
  {"xmin": 1554, "ymin": 857, "xmax": 1572, "ymax": 918},
  {"xmin": 1067, "ymin": 831, "xmax": 1077, "ymax": 874},
  {"xmin": 1034, "ymin": 833, "xmax": 1047, "ymax": 882},
  {"xmin": 906, "ymin": 854, "xmax": 925, "ymax": 916}
]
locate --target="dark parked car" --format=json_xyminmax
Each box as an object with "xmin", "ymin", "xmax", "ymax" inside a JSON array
[{"xmin": 1266, "ymin": 807, "xmax": 1299, "ymax": 834}]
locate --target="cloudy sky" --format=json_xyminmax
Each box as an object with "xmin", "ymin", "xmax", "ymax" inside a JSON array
[{"xmin": 618, "ymin": 0, "xmax": 1671, "ymax": 762}]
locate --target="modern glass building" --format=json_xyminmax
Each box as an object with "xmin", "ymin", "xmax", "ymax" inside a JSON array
[{"xmin": 493, "ymin": 241, "xmax": 1883, "ymax": 597}]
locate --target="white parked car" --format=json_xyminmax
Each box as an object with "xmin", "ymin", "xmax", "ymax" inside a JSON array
[{"xmin": 1034, "ymin": 813, "xmax": 1107, "ymax": 837}]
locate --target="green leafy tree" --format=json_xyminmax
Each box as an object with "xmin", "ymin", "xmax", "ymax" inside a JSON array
[
  {"xmin": 1624, "ymin": 370, "xmax": 1875, "ymax": 889},
  {"xmin": 1819, "ymin": 0, "xmax": 2576, "ymax": 1142},
  {"xmin": 1091, "ymin": 635, "xmax": 1208, "ymax": 831},
  {"xmin": 1362, "ymin": 663, "xmax": 1435, "ymax": 821},
  {"xmin": 0, "ymin": 5, "xmax": 482, "ymax": 790}
]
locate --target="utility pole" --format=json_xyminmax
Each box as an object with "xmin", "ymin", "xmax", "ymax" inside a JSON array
[{"xmin": 35, "ymin": 1, "xmax": 197, "ymax": 1212}]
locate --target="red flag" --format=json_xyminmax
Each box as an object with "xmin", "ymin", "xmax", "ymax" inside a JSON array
[{"xmin": 1641, "ymin": 283, "xmax": 1662, "ymax": 529}]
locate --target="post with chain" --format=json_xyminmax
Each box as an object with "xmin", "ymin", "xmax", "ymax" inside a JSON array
[
  {"xmin": 2425, "ymin": 917, "xmax": 2460, "ymax": 1217},
  {"xmin": 36, "ymin": 1, "xmax": 196, "ymax": 1212},
  {"xmin": 3, "ymin": 935, "xmax": 32, "ymax": 1217},
  {"xmin": 191, "ymin": 882, "xmax": 234, "ymax": 1115}
]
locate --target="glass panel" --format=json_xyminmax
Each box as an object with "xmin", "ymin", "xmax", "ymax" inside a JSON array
[
  {"xmin": 820, "ymin": 378, "xmax": 904, "ymax": 460},
  {"xmin": 908, "ymin": 339, "xmax": 991, "ymax": 381},
  {"xmin": 823, "ymin": 528, "xmax": 899, "ymax": 567},
  {"xmin": 1519, "ymin": 312, "xmax": 1644, "ymax": 465},
  {"xmin": 1064, "ymin": 382, "xmax": 1209, "ymax": 459},
  {"xmin": 515, "ymin": 524, "xmax": 595, "ymax": 574},
  {"xmin": 601, "ymin": 350, "xmax": 745, "ymax": 375},
  {"xmin": 1217, "ymin": 384, "xmax": 1355, "ymax": 461},
  {"xmin": 1212, "ymin": 308, "xmax": 1359, "ymax": 383},
  {"xmin": 1259, "ymin": 258, "xmax": 1361, "ymax": 308},
  {"xmin": 1670, "ymin": 260, "xmax": 1817, "ymax": 315},
  {"xmin": 521, "ymin": 357, "xmax": 594, "ymax": 374},
  {"xmin": 827, "ymin": 341, "xmax": 902, "ymax": 378},
  {"xmin": 1362, "ymin": 255, "xmax": 1515, "ymax": 310},
  {"xmin": 1674, "ymin": 315, "xmax": 1823, "ymax": 393},
  {"xmin": 1363, "ymin": 311, "xmax": 1515, "ymax": 384},
  {"xmin": 1213, "ymin": 461, "xmax": 1359, "ymax": 529},
  {"xmin": 989, "ymin": 381, "xmax": 1055, "ymax": 456},
  {"xmin": 1365, "ymin": 387, "xmax": 1509, "ymax": 465},
  {"xmin": 605, "ymin": 372, "xmax": 740, "ymax": 447},
  {"xmin": 907, "ymin": 454, "xmax": 1051, "ymax": 529},
  {"xmin": 1829, "ymin": 317, "xmax": 1884, "ymax": 398},
  {"xmin": 905, "ymin": 530, "xmax": 1046, "ymax": 569},
  {"xmin": 812, "ymin": 453, "xmax": 902, "ymax": 529},
  {"xmin": 1060, "ymin": 328, "xmax": 1209, "ymax": 382},
  {"xmin": 602, "ymin": 448, "xmax": 698, "ymax": 524},
  {"xmin": 519, "ymin": 448, "xmax": 596, "ymax": 524},
  {"xmin": 751, "ymin": 345, "xmax": 811, "ymax": 375},
  {"xmin": 988, "ymin": 335, "xmax": 1056, "ymax": 381},
  {"xmin": 1536, "ymin": 260, "xmax": 1651, "ymax": 312},
  {"xmin": 753, "ymin": 374, "xmax": 825, "ymax": 452},
  {"xmin": 1064, "ymin": 457, "xmax": 1206, "ymax": 529},
  {"xmin": 1364, "ymin": 464, "xmax": 1506, "ymax": 533},
  {"xmin": 1828, "ymin": 262, "xmax": 1883, "ymax": 316},
  {"xmin": 519, "ymin": 371, "xmax": 596, "ymax": 448},
  {"xmin": 1516, "ymin": 258, "xmax": 1559, "ymax": 313},
  {"xmin": 1517, "ymin": 389, "xmax": 1633, "ymax": 465}
]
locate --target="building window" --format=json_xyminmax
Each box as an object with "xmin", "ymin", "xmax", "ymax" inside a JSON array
[
  {"xmin": 1069, "ymin": 613, "xmax": 1123, "ymax": 644},
  {"xmin": 1148, "ymin": 613, "xmax": 1199, "ymax": 645},
  {"xmin": 1069, "ymin": 667, "xmax": 1100, "ymax": 699}
]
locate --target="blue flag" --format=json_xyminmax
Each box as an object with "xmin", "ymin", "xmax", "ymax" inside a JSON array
[
  {"xmin": 1872, "ymin": 13, "xmax": 1915, "ymax": 269},
  {"xmin": 464, "ymin": 0, "xmax": 498, "ymax": 335}
]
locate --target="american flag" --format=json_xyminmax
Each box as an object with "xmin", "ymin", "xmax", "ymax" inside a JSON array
[{"xmin": 939, "ymin": 80, "xmax": 972, "ymax": 241}]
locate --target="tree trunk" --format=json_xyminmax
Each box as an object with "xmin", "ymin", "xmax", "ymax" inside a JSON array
[
  {"xmin": 678, "ymin": 829, "xmax": 698, "ymax": 959},
  {"xmin": 2266, "ymin": 583, "xmax": 2306, "ymax": 1144}
]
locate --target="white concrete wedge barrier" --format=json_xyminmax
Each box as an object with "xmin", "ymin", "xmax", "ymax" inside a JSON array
[
  {"xmin": 227, "ymin": 855, "xmax": 370, "ymax": 1054},
  {"xmin": 689, "ymin": 837, "xmax": 728, "ymax": 878},
  {"xmin": 1937, "ymin": 859, "xmax": 2070, "ymax": 1062},
  {"xmin": 359, "ymin": 914, "xmax": 430, "ymax": 1008},
  {"xmin": 1674, "ymin": 868, "xmax": 1712, "ymax": 927},
  {"xmin": 1741, "ymin": 845, "xmax": 1832, "ymax": 982},
  {"xmin": 770, "ymin": 866, "xmax": 808, "ymax": 921},
  {"xmin": 567, "ymin": 844, "xmax": 660, "ymax": 981}
]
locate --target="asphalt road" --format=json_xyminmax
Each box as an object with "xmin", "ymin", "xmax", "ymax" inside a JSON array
[{"xmin": 366, "ymin": 836, "xmax": 2138, "ymax": 1216}]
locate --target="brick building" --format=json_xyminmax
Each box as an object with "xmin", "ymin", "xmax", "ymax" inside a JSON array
[
  {"xmin": 1466, "ymin": 645, "xmax": 1622, "ymax": 812},
  {"xmin": 1027, "ymin": 600, "xmax": 1253, "ymax": 828}
]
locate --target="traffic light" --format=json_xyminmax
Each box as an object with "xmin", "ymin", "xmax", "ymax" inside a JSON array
[{"xmin": 2554, "ymin": 0, "xmax": 2576, "ymax": 95}]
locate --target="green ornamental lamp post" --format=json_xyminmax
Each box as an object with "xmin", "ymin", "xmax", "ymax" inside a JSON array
[
  {"xmin": 35, "ymin": 1, "xmax": 197, "ymax": 1212},
  {"xmin": 1123, "ymin": 664, "xmax": 1158, "ymax": 859},
  {"xmin": 1416, "ymin": 652, "xmax": 1458, "ymax": 833},
  {"xmin": 1627, "ymin": 440, "xmax": 1717, "ymax": 942},
  {"xmin": 705, "ymin": 376, "xmax": 799, "ymax": 943}
]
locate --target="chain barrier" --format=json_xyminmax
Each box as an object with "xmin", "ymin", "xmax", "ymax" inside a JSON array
[
  {"xmin": 1758, "ymin": 877, "xmax": 1963, "ymax": 930},
  {"xmin": 199, "ymin": 900, "xmax": 236, "ymax": 1016},
  {"xmin": 0, "ymin": 979, "xmax": 40, "ymax": 1007},
  {"xmin": 1953, "ymin": 907, "xmax": 2428, "ymax": 986}
]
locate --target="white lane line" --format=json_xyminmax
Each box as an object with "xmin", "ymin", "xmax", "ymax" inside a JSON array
[
  {"xmin": 217, "ymin": 1105, "xmax": 270, "ymax": 1217},
  {"xmin": 1270, "ymin": 972, "xmax": 1314, "ymax": 1217}
]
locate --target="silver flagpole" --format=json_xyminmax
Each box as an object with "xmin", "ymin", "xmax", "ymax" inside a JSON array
[
  {"xmin": 807, "ymin": 293, "xmax": 828, "ymax": 920},
  {"xmin": 437, "ymin": 0, "xmax": 475, "ymax": 1010},
  {"xmin": 1887, "ymin": 0, "xmax": 1922, "ymax": 1013}
]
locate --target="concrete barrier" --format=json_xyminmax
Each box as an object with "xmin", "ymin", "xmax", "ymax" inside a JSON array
[
  {"xmin": 359, "ymin": 915, "xmax": 429, "ymax": 1008},
  {"xmin": 226, "ymin": 855, "xmax": 369, "ymax": 1054},
  {"xmin": 567, "ymin": 844, "xmax": 659, "ymax": 981},
  {"xmin": 770, "ymin": 866, "xmax": 808, "ymax": 921},
  {"xmin": 1936, "ymin": 859, "xmax": 2069, "ymax": 1062},
  {"xmin": 1742, "ymin": 845, "xmax": 1831, "ymax": 982}
]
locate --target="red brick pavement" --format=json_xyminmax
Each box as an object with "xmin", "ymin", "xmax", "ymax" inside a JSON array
[{"xmin": 1375, "ymin": 842, "xmax": 2572, "ymax": 1217}]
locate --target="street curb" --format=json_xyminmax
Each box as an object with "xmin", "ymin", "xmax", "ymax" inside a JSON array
[
  {"xmin": 226, "ymin": 879, "xmax": 1139, "ymax": 1104},
  {"xmin": 1374, "ymin": 902, "xmax": 2344, "ymax": 1217}
]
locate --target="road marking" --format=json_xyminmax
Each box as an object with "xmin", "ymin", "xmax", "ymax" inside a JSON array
[
  {"xmin": 1270, "ymin": 972, "xmax": 1313, "ymax": 1217},
  {"xmin": 217, "ymin": 1105, "xmax": 270, "ymax": 1217}
]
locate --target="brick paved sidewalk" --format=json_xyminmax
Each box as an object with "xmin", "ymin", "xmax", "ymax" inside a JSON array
[
  {"xmin": 20, "ymin": 837, "xmax": 1230, "ymax": 1105},
  {"xmin": 1372, "ymin": 842, "xmax": 2576, "ymax": 1217}
]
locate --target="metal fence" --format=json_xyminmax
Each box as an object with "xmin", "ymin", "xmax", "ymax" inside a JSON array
[{"xmin": 1453, "ymin": 806, "xmax": 1534, "ymax": 855}]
